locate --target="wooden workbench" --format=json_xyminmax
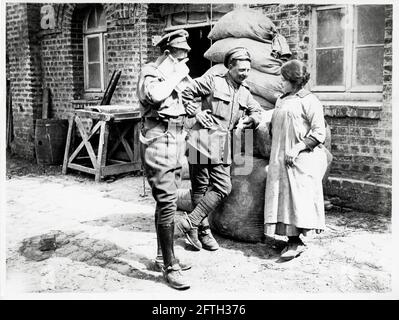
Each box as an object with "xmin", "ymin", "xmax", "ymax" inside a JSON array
[{"xmin": 62, "ymin": 106, "xmax": 142, "ymax": 182}]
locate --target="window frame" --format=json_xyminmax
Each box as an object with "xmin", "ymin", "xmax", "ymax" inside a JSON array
[
  {"xmin": 310, "ymin": 4, "xmax": 384, "ymax": 101},
  {"xmin": 83, "ymin": 6, "xmax": 107, "ymax": 93}
]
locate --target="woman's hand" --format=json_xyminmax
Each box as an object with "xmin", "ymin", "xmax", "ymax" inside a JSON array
[
  {"xmin": 285, "ymin": 142, "xmax": 307, "ymax": 167},
  {"xmin": 285, "ymin": 148, "xmax": 300, "ymax": 167}
]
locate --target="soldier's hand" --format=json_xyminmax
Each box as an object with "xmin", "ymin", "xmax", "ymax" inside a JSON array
[
  {"xmin": 241, "ymin": 116, "xmax": 256, "ymax": 129},
  {"xmin": 186, "ymin": 102, "xmax": 199, "ymax": 116},
  {"xmin": 196, "ymin": 110, "xmax": 214, "ymax": 129},
  {"xmin": 173, "ymin": 59, "xmax": 190, "ymax": 81}
]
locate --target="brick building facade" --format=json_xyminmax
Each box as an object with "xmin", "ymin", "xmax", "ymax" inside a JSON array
[{"xmin": 5, "ymin": 3, "xmax": 392, "ymax": 214}]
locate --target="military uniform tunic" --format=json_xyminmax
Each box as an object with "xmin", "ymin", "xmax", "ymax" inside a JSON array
[
  {"xmin": 181, "ymin": 71, "xmax": 263, "ymax": 213},
  {"xmin": 182, "ymin": 72, "xmax": 263, "ymax": 165},
  {"xmin": 137, "ymin": 57, "xmax": 187, "ymax": 226}
]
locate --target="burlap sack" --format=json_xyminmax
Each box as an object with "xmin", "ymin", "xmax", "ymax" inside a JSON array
[
  {"xmin": 245, "ymin": 68, "xmax": 284, "ymax": 104},
  {"xmin": 252, "ymin": 94, "xmax": 275, "ymax": 110},
  {"xmin": 204, "ymin": 38, "xmax": 283, "ymax": 75},
  {"xmin": 208, "ymin": 8, "xmax": 277, "ymax": 43}
]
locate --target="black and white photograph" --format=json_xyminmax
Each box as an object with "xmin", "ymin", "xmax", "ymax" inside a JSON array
[{"xmin": 1, "ymin": 0, "xmax": 398, "ymax": 302}]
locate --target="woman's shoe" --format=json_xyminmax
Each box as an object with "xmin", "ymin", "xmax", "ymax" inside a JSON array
[{"xmin": 280, "ymin": 242, "xmax": 306, "ymax": 261}]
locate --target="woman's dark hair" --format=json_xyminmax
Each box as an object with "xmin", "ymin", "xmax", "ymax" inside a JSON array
[{"xmin": 281, "ymin": 59, "xmax": 310, "ymax": 89}]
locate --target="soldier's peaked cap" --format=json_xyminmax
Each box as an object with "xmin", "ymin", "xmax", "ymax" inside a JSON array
[
  {"xmin": 224, "ymin": 47, "xmax": 251, "ymax": 68},
  {"xmin": 156, "ymin": 29, "xmax": 191, "ymax": 51}
]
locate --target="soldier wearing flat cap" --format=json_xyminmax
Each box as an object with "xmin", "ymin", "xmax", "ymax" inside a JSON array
[
  {"xmin": 176, "ymin": 47, "xmax": 263, "ymax": 250},
  {"xmin": 136, "ymin": 29, "xmax": 192, "ymax": 290}
]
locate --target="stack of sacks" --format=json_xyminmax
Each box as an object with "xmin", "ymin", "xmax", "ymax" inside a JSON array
[
  {"xmin": 204, "ymin": 8, "xmax": 291, "ymax": 109},
  {"xmin": 203, "ymin": 9, "xmax": 292, "ymax": 159}
]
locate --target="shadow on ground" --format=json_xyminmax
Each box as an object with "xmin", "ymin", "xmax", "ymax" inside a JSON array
[
  {"xmin": 81, "ymin": 212, "xmax": 287, "ymax": 260},
  {"xmin": 19, "ymin": 230, "xmax": 163, "ymax": 283}
]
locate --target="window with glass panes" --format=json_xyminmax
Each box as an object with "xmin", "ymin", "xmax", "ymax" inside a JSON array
[
  {"xmin": 311, "ymin": 5, "xmax": 385, "ymax": 100},
  {"xmin": 83, "ymin": 5, "xmax": 106, "ymax": 92}
]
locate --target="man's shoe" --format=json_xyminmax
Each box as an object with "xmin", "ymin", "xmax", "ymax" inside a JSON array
[
  {"xmin": 198, "ymin": 228, "xmax": 219, "ymax": 251},
  {"xmin": 176, "ymin": 213, "xmax": 202, "ymax": 251},
  {"xmin": 280, "ymin": 242, "xmax": 306, "ymax": 261},
  {"xmin": 163, "ymin": 263, "xmax": 190, "ymax": 290},
  {"xmin": 154, "ymin": 256, "xmax": 191, "ymax": 272}
]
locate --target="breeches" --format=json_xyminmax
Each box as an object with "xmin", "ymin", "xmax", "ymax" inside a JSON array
[
  {"xmin": 140, "ymin": 118, "xmax": 186, "ymax": 225},
  {"xmin": 189, "ymin": 162, "xmax": 232, "ymax": 205}
]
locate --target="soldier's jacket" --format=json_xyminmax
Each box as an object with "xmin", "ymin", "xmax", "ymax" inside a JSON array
[
  {"xmin": 182, "ymin": 72, "xmax": 263, "ymax": 164},
  {"xmin": 136, "ymin": 56, "xmax": 186, "ymax": 119}
]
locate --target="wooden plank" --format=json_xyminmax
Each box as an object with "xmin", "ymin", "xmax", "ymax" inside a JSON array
[
  {"xmin": 74, "ymin": 116, "xmax": 99, "ymax": 170},
  {"xmin": 96, "ymin": 121, "xmax": 110, "ymax": 182},
  {"xmin": 67, "ymin": 163, "xmax": 96, "ymax": 175},
  {"xmin": 112, "ymin": 113, "xmax": 141, "ymax": 121},
  {"xmin": 101, "ymin": 162, "xmax": 142, "ymax": 176},
  {"xmin": 107, "ymin": 159, "xmax": 127, "ymax": 164},
  {"xmin": 68, "ymin": 119, "xmax": 102, "ymax": 164},
  {"xmin": 75, "ymin": 110, "xmax": 112, "ymax": 121},
  {"xmin": 62, "ymin": 116, "xmax": 74, "ymax": 175}
]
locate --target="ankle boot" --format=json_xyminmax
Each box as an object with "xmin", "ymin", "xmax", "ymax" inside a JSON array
[
  {"xmin": 175, "ymin": 212, "xmax": 202, "ymax": 251},
  {"xmin": 158, "ymin": 223, "xmax": 190, "ymax": 290},
  {"xmin": 198, "ymin": 221, "xmax": 219, "ymax": 251}
]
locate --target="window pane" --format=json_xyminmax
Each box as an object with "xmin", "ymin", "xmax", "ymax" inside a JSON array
[
  {"xmin": 88, "ymin": 63, "xmax": 101, "ymax": 88},
  {"xmin": 317, "ymin": 8, "xmax": 345, "ymax": 47},
  {"xmin": 316, "ymin": 49, "xmax": 344, "ymax": 86},
  {"xmin": 88, "ymin": 37, "xmax": 100, "ymax": 62},
  {"xmin": 357, "ymin": 5, "xmax": 385, "ymax": 45},
  {"xmin": 355, "ymin": 47, "xmax": 384, "ymax": 86}
]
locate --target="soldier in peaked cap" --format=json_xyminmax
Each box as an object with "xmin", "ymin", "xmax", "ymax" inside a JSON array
[
  {"xmin": 156, "ymin": 29, "xmax": 191, "ymax": 52},
  {"xmin": 176, "ymin": 47, "xmax": 263, "ymax": 252},
  {"xmin": 136, "ymin": 29, "xmax": 192, "ymax": 290}
]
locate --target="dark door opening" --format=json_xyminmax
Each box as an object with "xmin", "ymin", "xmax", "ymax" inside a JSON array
[{"xmin": 186, "ymin": 26, "xmax": 212, "ymax": 78}]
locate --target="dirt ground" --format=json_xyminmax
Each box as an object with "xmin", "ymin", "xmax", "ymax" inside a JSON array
[{"xmin": 4, "ymin": 152, "xmax": 394, "ymax": 298}]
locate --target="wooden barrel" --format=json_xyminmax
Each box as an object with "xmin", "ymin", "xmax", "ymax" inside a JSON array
[{"xmin": 35, "ymin": 119, "xmax": 68, "ymax": 165}]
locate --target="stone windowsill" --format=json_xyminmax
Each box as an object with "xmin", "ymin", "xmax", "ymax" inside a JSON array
[{"xmin": 323, "ymin": 101, "xmax": 383, "ymax": 119}]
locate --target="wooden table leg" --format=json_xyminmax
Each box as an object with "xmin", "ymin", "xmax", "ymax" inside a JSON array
[
  {"xmin": 62, "ymin": 116, "xmax": 75, "ymax": 175},
  {"xmin": 95, "ymin": 121, "xmax": 109, "ymax": 182}
]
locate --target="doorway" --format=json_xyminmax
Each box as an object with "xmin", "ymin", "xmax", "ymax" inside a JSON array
[{"xmin": 186, "ymin": 26, "xmax": 212, "ymax": 78}]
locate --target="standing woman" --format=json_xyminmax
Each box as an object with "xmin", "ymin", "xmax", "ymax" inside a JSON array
[{"xmin": 264, "ymin": 59, "xmax": 329, "ymax": 261}]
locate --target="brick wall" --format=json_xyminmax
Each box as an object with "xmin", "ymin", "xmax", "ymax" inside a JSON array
[
  {"xmin": 7, "ymin": 2, "xmax": 166, "ymax": 158},
  {"xmin": 37, "ymin": 3, "xmax": 165, "ymax": 115},
  {"xmin": 6, "ymin": 3, "xmax": 43, "ymax": 158}
]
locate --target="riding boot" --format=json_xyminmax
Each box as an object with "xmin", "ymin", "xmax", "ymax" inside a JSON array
[
  {"xmin": 158, "ymin": 223, "xmax": 190, "ymax": 290},
  {"xmin": 155, "ymin": 216, "xmax": 191, "ymax": 271}
]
